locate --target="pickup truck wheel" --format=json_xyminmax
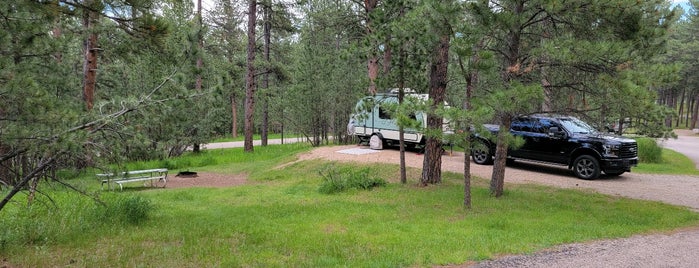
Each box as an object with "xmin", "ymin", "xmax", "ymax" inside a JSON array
[
  {"xmin": 573, "ymin": 155, "xmax": 600, "ymax": 180},
  {"xmin": 471, "ymin": 140, "xmax": 493, "ymax": 165}
]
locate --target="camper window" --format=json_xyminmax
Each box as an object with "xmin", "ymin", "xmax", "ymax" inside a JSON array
[{"xmin": 379, "ymin": 106, "xmax": 391, "ymax": 119}]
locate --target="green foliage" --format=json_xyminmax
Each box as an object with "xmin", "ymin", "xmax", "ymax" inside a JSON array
[
  {"xmin": 105, "ymin": 195, "xmax": 153, "ymax": 225},
  {"xmin": 636, "ymin": 137, "xmax": 663, "ymax": 164},
  {"xmin": 2, "ymin": 158, "xmax": 698, "ymax": 267},
  {"xmin": 634, "ymin": 148, "xmax": 699, "ymax": 175},
  {"xmin": 0, "ymin": 192, "xmax": 152, "ymax": 251},
  {"xmin": 317, "ymin": 165, "xmax": 387, "ymax": 194}
]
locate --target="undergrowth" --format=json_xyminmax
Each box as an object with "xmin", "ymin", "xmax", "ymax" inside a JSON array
[{"xmin": 318, "ymin": 164, "xmax": 387, "ymax": 194}]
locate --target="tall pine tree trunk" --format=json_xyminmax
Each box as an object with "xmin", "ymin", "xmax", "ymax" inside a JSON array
[
  {"xmin": 231, "ymin": 94, "xmax": 238, "ymax": 138},
  {"xmin": 244, "ymin": 0, "xmax": 257, "ymax": 152},
  {"xmin": 691, "ymin": 94, "xmax": 699, "ymax": 129},
  {"xmin": 195, "ymin": 0, "xmax": 203, "ymax": 92},
  {"xmin": 364, "ymin": 0, "xmax": 379, "ymax": 94},
  {"xmin": 490, "ymin": 0, "xmax": 524, "ymax": 197},
  {"xmin": 82, "ymin": 0, "xmax": 99, "ymax": 111},
  {"xmin": 490, "ymin": 115, "xmax": 512, "ymax": 197},
  {"xmin": 192, "ymin": 0, "xmax": 203, "ymax": 153},
  {"xmin": 421, "ymin": 33, "xmax": 450, "ymax": 185},
  {"xmin": 676, "ymin": 88, "xmax": 685, "ymax": 127},
  {"xmin": 261, "ymin": 2, "xmax": 271, "ymax": 146}
]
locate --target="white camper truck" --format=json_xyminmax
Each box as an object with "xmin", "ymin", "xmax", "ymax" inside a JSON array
[{"xmin": 347, "ymin": 89, "xmax": 450, "ymax": 150}]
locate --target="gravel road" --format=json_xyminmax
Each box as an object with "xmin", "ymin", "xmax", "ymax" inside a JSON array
[{"xmin": 280, "ymin": 131, "xmax": 699, "ymax": 267}]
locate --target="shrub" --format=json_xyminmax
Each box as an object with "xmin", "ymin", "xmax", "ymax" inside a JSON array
[
  {"xmin": 318, "ymin": 166, "xmax": 387, "ymax": 194},
  {"xmin": 636, "ymin": 137, "xmax": 663, "ymax": 164},
  {"xmin": 100, "ymin": 195, "xmax": 153, "ymax": 225}
]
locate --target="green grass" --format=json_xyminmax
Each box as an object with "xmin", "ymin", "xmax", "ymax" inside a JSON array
[
  {"xmin": 634, "ymin": 148, "xmax": 699, "ymax": 175},
  {"xmin": 2, "ymin": 144, "xmax": 699, "ymax": 267},
  {"xmin": 209, "ymin": 133, "xmax": 301, "ymax": 143}
]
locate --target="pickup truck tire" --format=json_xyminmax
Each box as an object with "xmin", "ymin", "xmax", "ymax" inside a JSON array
[
  {"xmin": 471, "ymin": 140, "xmax": 494, "ymax": 165},
  {"xmin": 572, "ymin": 155, "xmax": 600, "ymax": 180}
]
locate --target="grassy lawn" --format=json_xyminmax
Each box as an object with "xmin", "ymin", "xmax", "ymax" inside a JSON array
[
  {"xmin": 2, "ymin": 143, "xmax": 698, "ymax": 267},
  {"xmin": 634, "ymin": 148, "xmax": 699, "ymax": 175}
]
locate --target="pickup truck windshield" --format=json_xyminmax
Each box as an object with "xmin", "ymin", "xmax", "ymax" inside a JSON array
[{"xmin": 559, "ymin": 117, "xmax": 598, "ymax": 134}]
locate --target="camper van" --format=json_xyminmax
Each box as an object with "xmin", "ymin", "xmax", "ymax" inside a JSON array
[{"xmin": 347, "ymin": 89, "xmax": 450, "ymax": 150}]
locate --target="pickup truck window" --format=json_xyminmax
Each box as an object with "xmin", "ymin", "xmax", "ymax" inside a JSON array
[
  {"xmin": 512, "ymin": 118, "xmax": 535, "ymax": 132},
  {"xmin": 559, "ymin": 117, "xmax": 598, "ymax": 134},
  {"xmin": 536, "ymin": 118, "xmax": 553, "ymax": 133}
]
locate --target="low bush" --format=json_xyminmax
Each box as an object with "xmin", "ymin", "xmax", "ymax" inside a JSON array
[
  {"xmin": 105, "ymin": 195, "xmax": 153, "ymax": 225},
  {"xmin": 636, "ymin": 137, "xmax": 663, "ymax": 163},
  {"xmin": 318, "ymin": 165, "xmax": 387, "ymax": 194}
]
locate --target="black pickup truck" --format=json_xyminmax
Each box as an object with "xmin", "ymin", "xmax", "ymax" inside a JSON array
[{"xmin": 471, "ymin": 114, "xmax": 639, "ymax": 180}]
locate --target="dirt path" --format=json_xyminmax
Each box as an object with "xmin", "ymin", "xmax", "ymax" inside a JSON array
[{"xmin": 298, "ymin": 145, "xmax": 699, "ymax": 212}]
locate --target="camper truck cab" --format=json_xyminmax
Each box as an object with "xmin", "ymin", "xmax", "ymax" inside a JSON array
[{"xmin": 348, "ymin": 89, "xmax": 450, "ymax": 150}]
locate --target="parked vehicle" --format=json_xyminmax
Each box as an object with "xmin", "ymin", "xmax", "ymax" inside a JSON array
[
  {"xmin": 347, "ymin": 89, "xmax": 451, "ymax": 150},
  {"xmin": 471, "ymin": 114, "xmax": 639, "ymax": 180}
]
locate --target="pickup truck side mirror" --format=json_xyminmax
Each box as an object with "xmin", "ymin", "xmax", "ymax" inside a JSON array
[{"xmin": 548, "ymin": 127, "xmax": 566, "ymax": 139}]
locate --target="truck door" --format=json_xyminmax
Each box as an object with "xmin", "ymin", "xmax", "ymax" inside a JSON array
[
  {"xmin": 529, "ymin": 118, "xmax": 568, "ymax": 164},
  {"xmin": 509, "ymin": 118, "xmax": 545, "ymax": 159}
]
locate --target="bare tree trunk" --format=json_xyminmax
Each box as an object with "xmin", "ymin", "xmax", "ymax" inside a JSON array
[
  {"xmin": 190, "ymin": 0, "xmax": 204, "ymax": 153},
  {"xmin": 457, "ymin": 37, "xmax": 483, "ymax": 209},
  {"xmin": 195, "ymin": 0, "xmax": 203, "ymax": 91},
  {"xmin": 82, "ymin": 0, "xmax": 99, "ymax": 111},
  {"xmin": 244, "ymin": 0, "xmax": 257, "ymax": 152},
  {"xmin": 490, "ymin": 115, "xmax": 512, "ymax": 197},
  {"xmin": 489, "ymin": 0, "xmax": 524, "ymax": 197},
  {"xmin": 398, "ymin": 48, "xmax": 407, "ymax": 184},
  {"xmin": 665, "ymin": 90, "xmax": 675, "ymax": 127},
  {"xmin": 692, "ymin": 94, "xmax": 699, "ymax": 130},
  {"xmin": 231, "ymin": 94, "xmax": 238, "ymax": 138},
  {"xmin": 261, "ymin": 2, "xmax": 271, "ymax": 146},
  {"xmin": 460, "ymin": 56, "xmax": 475, "ymax": 208},
  {"xmin": 364, "ymin": 0, "xmax": 379, "ymax": 94},
  {"xmin": 688, "ymin": 96, "xmax": 694, "ymax": 128},
  {"xmin": 677, "ymin": 88, "xmax": 685, "ymax": 127},
  {"xmin": 421, "ymin": 33, "xmax": 450, "ymax": 185}
]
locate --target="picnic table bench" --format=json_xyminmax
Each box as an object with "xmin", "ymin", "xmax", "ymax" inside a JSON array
[{"xmin": 98, "ymin": 168, "xmax": 168, "ymax": 190}]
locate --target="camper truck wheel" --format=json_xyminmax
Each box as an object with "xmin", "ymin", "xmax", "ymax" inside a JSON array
[{"xmin": 369, "ymin": 134, "xmax": 384, "ymax": 150}]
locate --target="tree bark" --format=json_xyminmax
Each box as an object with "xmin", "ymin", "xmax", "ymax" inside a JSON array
[
  {"xmin": 421, "ymin": 33, "xmax": 450, "ymax": 185},
  {"xmin": 398, "ymin": 47, "xmax": 407, "ymax": 184},
  {"xmin": 195, "ymin": 0, "xmax": 203, "ymax": 91},
  {"xmin": 261, "ymin": 2, "xmax": 271, "ymax": 146},
  {"xmin": 244, "ymin": 0, "xmax": 257, "ymax": 152},
  {"xmin": 692, "ymin": 93, "xmax": 699, "ymax": 129},
  {"xmin": 490, "ymin": 115, "xmax": 512, "ymax": 197},
  {"xmin": 458, "ymin": 37, "xmax": 484, "ymax": 209},
  {"xmin": 364, "ymin": 0, "xmax": 379, "ymax": 94},
  {"xmin": 231, "ymin": 94, "xmax": 238, "ymax": 138},
  {"xmin": 676, "ymin": 88, "xmax": 685, "ymax": 127},
  {"xmin": 82, "ymin": 0, "xmax": 99, "ymax": 111}
]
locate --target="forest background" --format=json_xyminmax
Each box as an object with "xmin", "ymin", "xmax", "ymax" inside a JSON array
[{"xmin": 2, "ymin": 0, "xmax": 699, "ymax": 196}]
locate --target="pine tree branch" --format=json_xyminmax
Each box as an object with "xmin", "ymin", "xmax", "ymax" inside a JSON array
[{"xmin": 0, "ymin": 150, "xmax": 64, "ymax": 211}]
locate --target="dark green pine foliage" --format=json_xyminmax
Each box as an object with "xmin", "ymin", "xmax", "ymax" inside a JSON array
[
  {"xmin": 469, "ymin": 0, "xmax": 678, "ymax": 196},
  {"xmin": 288, "ymin": 0, "xmax": 366, "ymax": 146},
  {"xmin": 0, "ymin": 1, "xmax": 83, "ymax": 186}
]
